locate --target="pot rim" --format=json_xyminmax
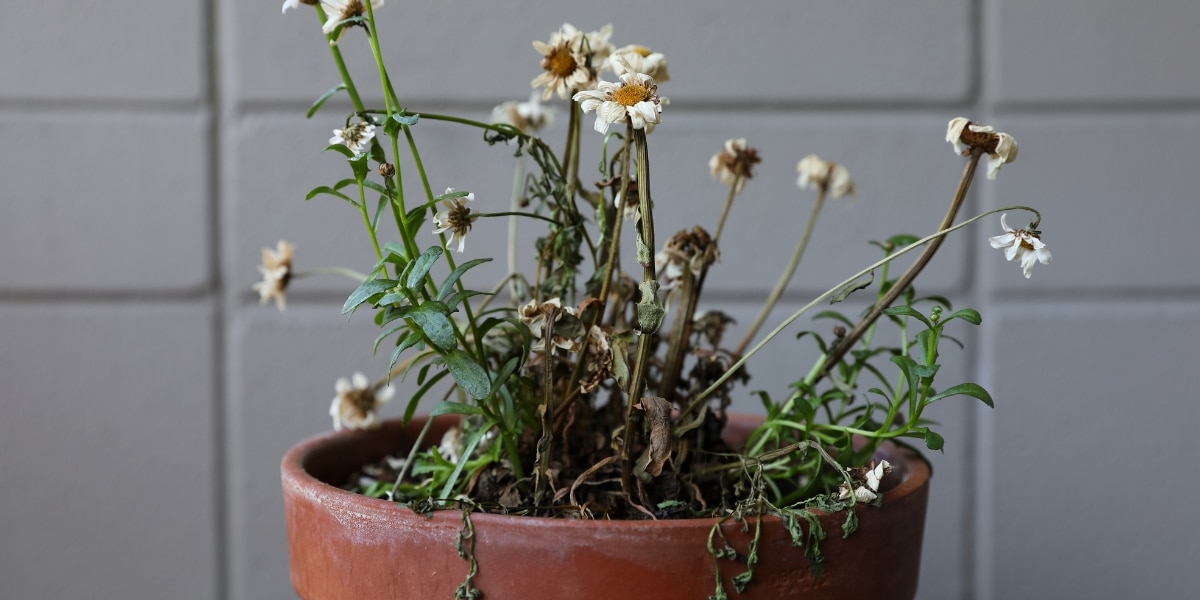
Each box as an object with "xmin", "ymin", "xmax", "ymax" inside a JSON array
[{"xmin": 282, "ymin": 413, "xmax": 931, "ymax": 531}]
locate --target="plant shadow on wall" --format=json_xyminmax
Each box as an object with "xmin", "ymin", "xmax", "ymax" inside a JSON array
[{"xmin": 265, "ymin": 2, "xmax": 1052, "ymax": 598}]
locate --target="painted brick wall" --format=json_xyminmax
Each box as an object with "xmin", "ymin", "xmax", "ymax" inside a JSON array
[{"xmin": 3, "ymin": 1, "xmax": 1197, "ymax": 598}]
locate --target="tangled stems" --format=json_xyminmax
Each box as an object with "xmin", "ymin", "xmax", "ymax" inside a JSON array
[{"xmin": 689, "ymin": 203, "xmax": 1042, "ymax": 412}]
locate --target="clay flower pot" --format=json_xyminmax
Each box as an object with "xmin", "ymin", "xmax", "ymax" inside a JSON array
[{"xmin": 282, "ymin": 415, "xmax": 931, "ymax": 599}]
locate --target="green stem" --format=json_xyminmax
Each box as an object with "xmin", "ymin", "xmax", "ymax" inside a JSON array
[
  {"xmin": 314, "ymin": 6, "xmax": 365, "ymax": 113},
  {"xmin": 291, "ymin": 267, "xmax": 369, "ymax": 282},
  {"xmin": 357, "ymin": 181, "xmax": 383, "ymax": 261}
]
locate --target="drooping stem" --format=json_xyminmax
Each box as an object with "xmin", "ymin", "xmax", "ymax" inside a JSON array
[
  {"xmin": 811, "ymin": 148, "xmax": 983, "ymax": 385},
  {"xmin": 507, "ymin": 155, "xmax": 526, "ymax": 301},
  {"xmin": 735, "ymin": 187, "xmax": 827, "ymax": 356}
]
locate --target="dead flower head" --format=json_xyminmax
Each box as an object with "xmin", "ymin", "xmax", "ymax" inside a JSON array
[
  {"xmin": 329, "ymin": 371, "xmax": 394, "ymax": 431},
  {"xmin": 252, "ymin": 239, "xmax": 294, "ymax": 311},
  {"xmin": 709, "ymin": 138, "xmax": 761, "ymax": 193},
  {"xmin": 431, "ymin": 188, "xmax": 476, "ymax": 253},
  {"xmin": 946, "ymin": 117, "xmax": 1018, "ymax": 180},
  {"xmin": 518, "ymin": 298, "xmax": 583, "ymax": 352},
  {"xmin": 837, "ymin": 459, "xmax": 892, "ymax": 503},
  {"xmin": 797, "ymin": 154, "xmax": 854, "ymax": 199},
  {"xmin": 491, "ymin": 92, "xmax": 555, "ymax": 135},
  {"xmin": 691, "ymin": 310, "xmax": 736, "ymax": 349},
  {"xmin": 605, "ymin": 44, "xmax": 669, "ymax": 82},
  {"xmin": 656, "ymin": 227, "xmax": 719, "ymax": 291},
  {"xmin": 531, "ymin": 23, "xmax": 612, "ymax": 101},
  {"xmin": 320, "ymin": 0, "xmax": 383, "ymax": 42},
  {"xmin": 579, "ymin": 325, "xmax": 614, "ymax": 394}
]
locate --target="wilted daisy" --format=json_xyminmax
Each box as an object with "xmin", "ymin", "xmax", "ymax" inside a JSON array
[
  {"xmin": 656, "ymin": 227, "xmax": 718, "ymax": 291},
  {"xmin": 518, "ymin": 298, "xmax": 582, "ymax": 352},
  {"xmin": 572, "ymin": 70, "xmax": 664, "ymax": 134},
  {"xmin": 329, "ymin": 371, "xmax": 394, "ymax": 431},
  {"xmin": 613, "ymin": 177, "xmax": 641, "ymax": 221},
  {"xmin": 796, "ymin": 154, "xmax": 854, "ymax": 199},
  {"xmin": 946, "ymin": 117, "xmax": 1018, "ymax": 180},
  {"xmin": 281, "ymin": 0, "xmax": 317, "ymax": 14},
  {"xmin": 531, "ymin": 23, "xmax": 609, "ymax": 101},
  {"xmin": 709, "ymin": 138, "xmax": 761, "ymax": 193},
  {"xmin": 988, "ymin": 213, "xmax": 1051, "ymax": 278},
  {"xmin": 837, "ymin": 460, "xmax": 891, "ymax": 503},
  {"xmin": 252, "ymin": 239, "xmax": 294, "ymax": 311},
  {"xmin": 320, "ymin": 0, "xmax": 383, "ymax": 41},
  {"xmin": 605, "ymin": 44, "xmax": 670, "ymax": 82},
  {"xmin": 330, "ymin": 122, "xmax": 375, "ymax": 155},
  {"xmin": 491, "ymin": 92, "xmax": 555, "ymax": 134},
  {"xmin": 431, "ymin": 188, "xmax": 476, "ymax": 253}
]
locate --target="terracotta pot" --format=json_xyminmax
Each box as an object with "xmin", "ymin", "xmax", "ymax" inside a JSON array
[{"xmin": 282, "ymin": 414, "xmax": 930, "ymax": 599}]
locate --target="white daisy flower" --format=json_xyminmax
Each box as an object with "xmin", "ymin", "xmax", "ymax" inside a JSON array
[
  {"xmin": 531, "ymin": 24, "xmax": 606, "ymax": 101},
  {"xmin": 329, "ymin": 122, "xmax": 376, "ymax": 155},
  {"xmin": 796, "ymin": 154, "xmax": 854, "ymax": 199},
  {"xmin": 572, "ymin": 70, "xmax": 664, "ymax": 134},
  {"xmin": 431, "ymin": 188, "xmax": 476, "ymax": 253},
  {"xmin": 946, "ymin": 117, "xmax": 1018, "ymax": 179},
  {"xmin": 320, "ymin": 0, "xmax": 383, "ymax": 41},
  {"xmin": 491, "ymin": 92, "xmax": 555, "ymax": 135},
  {"xmin": 989, "ymin": 213, "xmax": 1051, "ymax": 278},
  {"xmin": 329, "ymin": 371, "xmax": 394, "ymax": 431},
  {"xmin": 605, "ymin": 44, "xmax": 670, "ymax": 82},
  {"xmin": 252, "ymin": 240, "xmax": 294, "ymax": 311}
]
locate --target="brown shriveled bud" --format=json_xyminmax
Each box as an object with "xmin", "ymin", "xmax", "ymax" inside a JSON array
[
  {"xmin": 833, "ymin": 325, "xmax": 847, "ymax": 339},
  {"xmin": 378, "ymin": 162, "xmax": 395, "ymax": 178}
]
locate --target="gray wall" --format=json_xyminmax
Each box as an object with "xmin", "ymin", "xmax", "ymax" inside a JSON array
[{"xmin": 2, "ymin": 1, "xmax": 1198, "ymax": 599}]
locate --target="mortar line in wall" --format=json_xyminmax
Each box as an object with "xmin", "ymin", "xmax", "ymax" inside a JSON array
[{"xmin": 202, "ymin": 0, "xmax": 230, "ymax": 598}]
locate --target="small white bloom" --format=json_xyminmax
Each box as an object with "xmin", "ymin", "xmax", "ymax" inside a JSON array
[
  {"xmin": 320, "ymin": 0, "xmax": 383, "ymax": 41},
  {"xmin": 330, "ymin": 122, "xmax": 376, "ymax": 155},
  {"xmin": 573, "ymin": 70, "xmax": 664, "ymax": 134},
  {"xmin": 491, "ymin": 92, "xmax": 555, "ymax": 135},
  {"xmin": 865, "ymin": 460, "xmax": 891, "ymax": 492},
  {"xmin": 329, "ymin": 371, "xmax": 394, "ymax": 431},
  {"xmin": 431, "ymin": 188, "xmax": 476, "ymax": 253},
  {"xmin": 946, "ymin": 117, "xmax": 1018, "ymax": 179},
  {"xmin": 796, "ymin": 154, "xmax": 854, "ymax": 199},
  {"xmin": 252, "ymin": 240, "xmax": 294, "ymax": 311},
  {"xmin": 989, "ymin": 213, "xmax": 1051, "ymax": 278},
  {"xmin": 605, "ymin": 44, "xmax": 669, "ymax": 82}
]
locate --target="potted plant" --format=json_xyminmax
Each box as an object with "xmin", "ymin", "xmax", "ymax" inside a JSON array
[{"xmin": 267, "ymin": 3, "xmax": 1051, "ymax": 598}]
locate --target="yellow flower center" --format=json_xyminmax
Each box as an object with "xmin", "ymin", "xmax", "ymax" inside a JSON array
[
  {"xmin": 547, "ymin": 47, "xmax": 578, "ymax": 77},
  {"xmin": 612, "ymin": 84, "xmax": 649, "ymax": 107},
  {"xmin": 630, "ymin": 45, "xmax": 653, "ymax": 58}
]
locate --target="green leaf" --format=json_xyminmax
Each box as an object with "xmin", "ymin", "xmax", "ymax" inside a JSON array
[
  {"xmin": 443, "ymin": 349, "xmax": 491, "ymax": 400},
  {"xmin": 307, "ymin": 84, "xmax": 346, "ymax": 118},
  {"xmin": 923, "ymin": 429, "xmax": 944, "ymax": 451},
  {"xmin": 342, "ymin": 278, "xmax": 399, "ymax": 314},
  {"xmin": 881, "ymin": 305, "xmax": 934, "ymax": 329},
  {"xmin": 437, "ymin": 258, "xmax": 492, "ymax": 301},
  {"xmin": 830, "ymin": 270, "xmax": 873, "ymax": 304},
  {"xmin": 403, "ymin": 365, "xmax": 449, "ymax": 424},
  {"xmin": 384, "ymin": 113, "xmax": 420, "ymax": 139},
  {"xmin": 925, "ymin": 382, "xmax": 994, "ymax": 408},
  {"xmin": 388, "ymin": 331, "xmax": 425, "ymax": 370},
  {"xmin": 443, "ymin": 290, "xmax": 490, "ymax": 311},
  {"xmin": 393, "ymin": 113, "xmax": 420, "ymax": 126},
  {"xmin": 946, "ymin": 308, "xmax": 982, "ymax": 326},
  {"xmin": 323, "ymin": 144, "xmax": 354, "ymax": 158},
  {"xmin": 409, "ymin": 302, "xmax": 456, "ymax": 351},
  {"xmin": 428, "ymin": 400, "xmax": 485, "ymax": 417},
  {"xmin": 812, "ymin": 310, "xmax": 854, "ymax": 327},
  {"xmin": 407, "ymin": 246, "xmax": 444, "ymax": 289},
  {"xmin": 349, "ymin": 152, "xmax": 370, "ymax": 182},
  {"xmin": 305, "ymin": 186, "xmax": 357, "ymax": 207}
]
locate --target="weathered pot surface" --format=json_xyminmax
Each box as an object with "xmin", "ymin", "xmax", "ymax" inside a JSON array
[{"xmin": 282, "ymin": 414, "xmax": 930, "ymax": 599}]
